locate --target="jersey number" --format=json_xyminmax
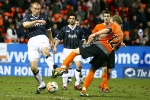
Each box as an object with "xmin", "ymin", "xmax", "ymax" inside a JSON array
[{"xmin": 108, "ymin": 34, "xmax": 120, "ymax": 49}]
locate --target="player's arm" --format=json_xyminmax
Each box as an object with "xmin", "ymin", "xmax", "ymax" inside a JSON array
[
  {"xmin": 53, "ymin": 39, "xmax": 60, "ymax": 54},
  {"xmin": 86, "ymin": 25, "xmax": 99, "ymax": 44},
  {"xmin": 53, "ymin": 27, "xmax": 64, "ymax": 53},
  {"xmin": 47, "ymin": 29, "xmax": 54, "ymax": 49},
  {"xmin": 88, "ymin": 28, "xmax": 111, "ymax": 40},
  {"xmin": 86, "ymin": 38, "xmax": 93, "ymax": 44},
  {"xmin": 94, "ymin": 28, "xmax": 111, "ymax": 36},
  {"xmin": 23, "ymin": 20, "xmax": 46, "ymax": 28},
  {"xmin": 114, "ymin": 41, "xmax": 126, "ymax": 51}
]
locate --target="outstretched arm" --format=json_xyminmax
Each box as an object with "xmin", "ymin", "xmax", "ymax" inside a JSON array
[
  {"xmin": 23, "ymin": 20, "xmax": 46, "ymax": 28},
  {"xmin": 53, "ymin": 39, "xmax": 60, "ymax": 54},
  {"xmin": 87, "ymin": 28, "xmax": 111, "ymax": 44},
  {"xmin": 47, "ymin": 30, "xmax": 54, "ymax": 49},
  {"xmin": 89, "ymin": 28, "xmax": 111, "ymax": 40}
]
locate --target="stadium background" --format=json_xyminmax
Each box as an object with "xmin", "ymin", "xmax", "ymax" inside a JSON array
[{"xmin": 0, "ymin": 0, "xmax": 150, "ymax": 78}]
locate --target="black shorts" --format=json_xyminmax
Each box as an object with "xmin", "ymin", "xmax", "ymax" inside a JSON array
[
  {"xmin": 80, "ymin": 44, "xmax": 108, "ymax": 70},
  {"xmin": 101, "ymin": 50, "xmax": 115, "ymax": 69}
]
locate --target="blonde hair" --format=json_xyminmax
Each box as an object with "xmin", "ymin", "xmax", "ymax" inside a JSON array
[{"xmin": 112, "ymin": 15, "xmax": 123, "ymax": 25}]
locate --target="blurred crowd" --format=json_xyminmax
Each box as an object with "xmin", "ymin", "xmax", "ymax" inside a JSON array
[{"xmin": 0, "ymin": 0, "xmax": 150, "ymax": 46}]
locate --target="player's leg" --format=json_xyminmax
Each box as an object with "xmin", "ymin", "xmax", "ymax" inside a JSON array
[
  {"xmin": 107, "ymin": 68, "xmax": 112, "ymax": 81},
  {"xmin": 67, "ymin": 66, "xmax": 72, "ymax": 83},
  {"xmin": 59, "ymin": 48, "xmax": 80, "ymax": 70},
  {"xmin": 80, "ymin": 48, "xmax": 108, "ymax": 96},
  {"xmin": 30, "ymin": 60, "xmax": 46, "ymax": 94},
  {"xmin": 59, "ymin": 44, "xmax": 100, "ymax": 71},
  {"xmin": 79, "ymin": 67, "xmax": 84, "ymax": 84},
  {"xmin": 28, "ymin": 39, "xmax": 46, "ymax": 94},
  {"xmin": 62, "ymin": 64, "xmax": 72, "ymax": 90},
  {"xmin": 52, "ymin": 44, "xmax": 106, "ymax": 78},
  {"xmin": 61, "ymin": 68, "xmax": 69, "ymax": 90},
  {"xmin": 99, "ymin": 63, "xmax": 108, "ymax": 92},
  {"xmin": 74, "ymin": 59, "xmax": 82, "ymax": 90},
  {"xmin": 102, "ymin": 66, "xmax": 109, "ymax": 92},
  {"xmin": 52, "ymin": 48, "xmax": 81, "ymax": 78},
  {"xmin": 61, "ymin": 48, "xmax": 73, "ymax": 89},
  {"xmin": 80, "ymin": 53, "xmax": 107, "ymax": 96},
  {"xmin": 42, "ymin": 46, "xmax": 54, "ymax": 74},
  {"xmin": 104, "ymin": 51, "xmax": 115, "ymax": 92},
  {"xmin": 80, "ymin": 67, "xmax": 96, "ymax": 97}
]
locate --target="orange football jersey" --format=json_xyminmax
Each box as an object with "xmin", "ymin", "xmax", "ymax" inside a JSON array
[
  {"xmin": 92, "ymin": 23, "xmax": 110, "ymax": 40},
  {"xmin": 98, "ymin": 23, "xmax": 124, "ymax": 53}
]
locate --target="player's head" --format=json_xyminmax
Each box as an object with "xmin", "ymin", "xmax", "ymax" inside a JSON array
[
  {"xmin": 31, "ymin": 2, "xmax": 41, "ymax": 16},
  {"xmin": 103, "ymin": 11, "xmax": 112, "ymax": 24},
  {"xmin": 110, "ymin": 15, "xmax": 123, "ymax": 25},
  {"xmin": 75, "ymin": 19, "xmax": 80, "ymax": 26},
  {"xmin": 68, "ymin": 13, "xmax": 76, "ymax": 25}
]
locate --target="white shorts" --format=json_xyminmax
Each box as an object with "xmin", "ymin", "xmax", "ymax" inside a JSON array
[
  {"xmin": 27, "ymin": 35, "xmax": 50, "ymax": 61},
  {"xmin": 62, "ymin": 48, "xmax": 82, "ymax": 62}
]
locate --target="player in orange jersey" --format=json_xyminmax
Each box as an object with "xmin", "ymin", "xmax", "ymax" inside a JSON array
[
  {"xmin": 91, "ymin": 11, "xmax": 112, "ymax": 93},
  {"xmin": 87, "ymin": 11, "xmax": 116, "ymax": 93},
  {"xmin": 52, "ymin": 15, "xmax": 124, "ymax": 96}
]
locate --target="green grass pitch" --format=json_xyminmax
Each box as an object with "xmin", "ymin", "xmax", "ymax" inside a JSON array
[{"xmin": 0, "ymin": 76, "xmax": 149, "ymax": 100}]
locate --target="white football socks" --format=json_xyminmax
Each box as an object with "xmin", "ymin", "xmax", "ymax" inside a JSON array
[
  {"xmin": 45, "ymin": 55, "xmax": 54, "ymax": 71},
  {"xmin": 62, "ymin": 72, "xmax": 68, "ymax": 87},
  {"xmin": 75, "ymin": 69, "xmax": 81, "ymax": 86}
]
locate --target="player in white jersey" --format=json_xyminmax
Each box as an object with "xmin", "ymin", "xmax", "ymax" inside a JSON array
[{"xmin": 22, "ymin": 2, "xmax": 54, "ymax": 94}]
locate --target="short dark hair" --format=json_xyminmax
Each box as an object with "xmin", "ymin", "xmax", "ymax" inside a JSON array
[
  {"xmin": 68, "ymin": 13, "xmax": 76, "ymax": 19},
  {"xmin": 103, "ymin": 11, "xmax": 112, "ymax": 16}
]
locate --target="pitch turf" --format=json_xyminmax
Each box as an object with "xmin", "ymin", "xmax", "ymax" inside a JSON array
[{"xmin": 0, "ymin": 76, "xmax": 149, "ymax": 100}]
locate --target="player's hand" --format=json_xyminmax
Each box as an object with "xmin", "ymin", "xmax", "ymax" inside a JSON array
[
  {"xmin": 121, "ymin": 42, "xmax": 126, "ymax": 47},
  {"xmin": 53, "ymin": 47, "xmax": 57, "ymax": 54},
  {"xmin": 88, "ymin": 34, "xmax": 96, "ymax": 40},
  {"xmin": 88, "ymin": 34, "xmax": 95, "ymax": 42},
  {"xmin": 50, "ymin": 42, "xmax": 54, "ymax": 50},
  {"xmin": 36, "ymin": 20, "xmax": 46, "ymax": 25}
]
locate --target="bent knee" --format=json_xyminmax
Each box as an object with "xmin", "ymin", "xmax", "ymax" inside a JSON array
[
  {"xmin": 30, "ymin": 61, "xmax": 38, "ymax": 73},
  {"xmin": 42, "ymin": 47, "xmax": 50, "ymax": 57}
]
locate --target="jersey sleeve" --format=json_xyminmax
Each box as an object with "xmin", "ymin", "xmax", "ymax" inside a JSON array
[
  {"xmin": 22, "ymin": 14, "xmax": 30, "ymax": 23},
  {"xmin": 55, "ymin": 26, "xmax": 65, "ymax": 40},
  {"xmin": 92, "ymin": 25, "xmax": 98, "ymax": 34}
]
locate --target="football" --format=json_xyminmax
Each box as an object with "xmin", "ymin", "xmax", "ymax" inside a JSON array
[{"xmin": 46, "ymin": 81, "xmax": 58, "ymax": 93}]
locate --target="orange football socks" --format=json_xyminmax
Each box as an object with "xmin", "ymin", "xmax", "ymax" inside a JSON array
[
  {"xmin": 59, "ymin": 52, "xmax": 77, "ymax": 71},
  {"xmin": 100, "ymin": 73, "xmax": 105, "ymax": 87},
  {"xmin": 82, "ymin": 70, "xmax": 96, "ymax": 93},
  {"xmin": 107, "ymin": 73, "xmax": 110, "ymax": 80},
  {"xmin": 100, "ymin": 73, "xmax": 108, "ymax": 89}
]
